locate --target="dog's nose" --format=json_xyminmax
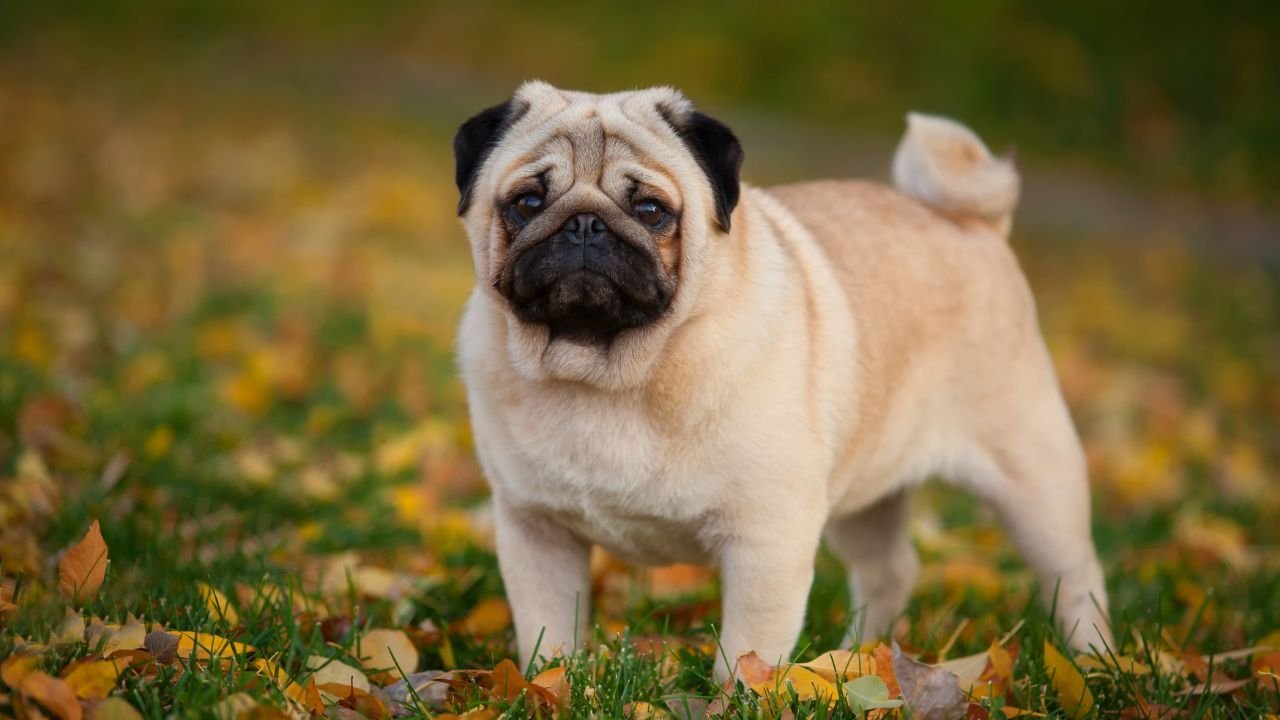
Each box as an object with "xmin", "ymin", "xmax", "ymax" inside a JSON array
[{"xmin": 562, "ymin": 213, "xmax": 607, "ymax": 245}]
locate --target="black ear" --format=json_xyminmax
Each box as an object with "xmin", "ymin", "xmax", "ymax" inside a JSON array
[
  {"xmin": 668, "ymin": 110, "xmax": 744, "ymax": 232},
  {"xmin": 453, "ymin": 99, "xmax": 521, "ymax": 215}
]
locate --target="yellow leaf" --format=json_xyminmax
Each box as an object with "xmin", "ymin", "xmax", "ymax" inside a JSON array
[
  {"xmin": 86, "ymin": 697, "xmax": 144, "ymax": 720},
  {"xmin": 772, "ymin": 665, "xmax": 839, "ymax": 704},
  {"xmin": 59, "ymin": 520, "xmax": 108, "ymax": 604},
  {"xmin": 212, "ymin": 692, "xmax": 258, "ymax": 720},
  {"xmin": 197, "ymin": 582, "xmax": 239, "ymax": 627},
  {"xmin": 167, "ymin": 631, "xmax": 254, "ymax": 660},
  {"xmin": 798, "ymin": 650, "xmax": 876, "ymax": 682},
  {"xmin": 19, "ymin": 671, "xmax": 83, "ymax": 720},
  {"xmin": 62, "ymin": 658, "xmax": 121, "ymax": 700},
  {"xmin": 100, "ymin": 615, "xmax": 147, "ymax": 656},
  {"xmin": 253, "ymin": 658, "xmax": 305, "ymax": 701},
  {"xmin": 458, "ymin": 598, "xmax": 511, "ymax": 637},
  {"xmin": 1044, "ymin": 640, "xmax": 1093, "ymax": 717},
  {"xmin": 357, "ymin": 629, "xmax": 420, "ymax": 683},
  {"xmin": 622, "ymin": 701, "xmax": 669, "ymax": 719}
]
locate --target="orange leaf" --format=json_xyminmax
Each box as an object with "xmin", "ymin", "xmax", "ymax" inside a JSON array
[
  {"xmin": 62, "ymin": 658, "xmax": 121, "ymax": 700},
  {"xmin": 19, "ymin": 671, "xmax": 83, "ymax": 720},
  {"xmin": 2, "ymin": 652, "xmax": 41, "ymax": 689},
  {"xmin": 490, "ymin": 659, "xmax": 530, "ymax": 702},
  {"xmin": 734, "ymin": 651, "xmax": 774, "ymax": 686},
  {"xmin": 873, "ymin": 643, "xmax": 900, "ymax": 698},
  {"xmin": 458, "ymin": 598, "xmax": 511, "ymax": 637},
  {"xmin": 59, "ymin": 520, "xmax": 109, "ymax": 604},
  {"xmin": 531, "ymin": 665, "xmax": 570, "ymax": 705}
]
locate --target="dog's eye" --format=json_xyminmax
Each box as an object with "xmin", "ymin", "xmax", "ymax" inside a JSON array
[
  {"xmin": 512, "ymin": 193, "xmax": 544, "ymax": 221},
  {"xmin": 634, "ymin": 200, "xmax": 666, "ymax": 227}
]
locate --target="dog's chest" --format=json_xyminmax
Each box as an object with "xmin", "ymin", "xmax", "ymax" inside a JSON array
[{"xmin": 495, "ymin": 393, "xmax": 723, "ymax": 565}]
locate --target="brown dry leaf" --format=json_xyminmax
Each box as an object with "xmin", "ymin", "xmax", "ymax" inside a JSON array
[
  {"xmin": 143, "ymin": 631, "xmax": 178, "ymax": 664},
  {"xmin": 1044, "ymin": 641, "xmax": 1093, "ymax": 717},
  {"xmin": 0, "ymin": 599, "xmax": 16, "ymax": 619},
  {"xmin": 59, "ymin": 519, "xmax": 109, "ymax": 604},
  {"xmin": 167, "ymin": 631, "xmax": 254, "ymax": 660},
  {"xmin": 19, "ymin": 671, "xmax": 83, "ymax": 720},
  {"xmin": 2, "ymin": 652, "xmax": 42, "ymax": 688},
  {"xmin": 892, "ymin": 643, "xmax": 968, "ymax": 720},
  {"xmin": 798, "ymin": 650, "xmax": 875, "ymax": 682},
  {"xmin": 357, "ymin": 628, "xmax": 420, "ymax": 683},
  {"xmin": 380, "ymin": 670, "xmax": 453, "ymax": 714},
  {"xmin": 62, "ymin": 658, "xmax": 122, "ymax": 700},
  {"xmin": 457, "ymin": 598, "xmax": 511, "ymax": 637},
  {"xmin": 86, "ymin": 697, "xmax": 144, "ymax": 720},
  {"xmin": 1174, "ymin": 676, "xmax": 1253, "ymax": 696}
]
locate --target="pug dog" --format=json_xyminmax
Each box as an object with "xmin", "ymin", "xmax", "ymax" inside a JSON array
[{"xmin": 453, "ymin": 81, "xmax": 1111, "ymax": 678}]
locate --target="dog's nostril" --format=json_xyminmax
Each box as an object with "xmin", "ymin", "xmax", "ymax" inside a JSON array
[{"xmin": 564, "ymin": 213, "xmax": 605, "ymax": 239}]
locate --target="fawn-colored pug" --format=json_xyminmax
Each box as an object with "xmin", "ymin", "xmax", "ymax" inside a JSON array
[{"xmin": 453, "ymin": 81, "xmax": 1110, "ymax": 678}]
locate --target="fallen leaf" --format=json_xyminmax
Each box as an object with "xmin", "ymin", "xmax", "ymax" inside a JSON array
[
  {"xmin": 320, "ymin": 682, "xmax": 391, "ymax": 718},
  {"xmin": 872, "ymin": 642, "xmax": 900, "ymax": 699},
  {"xmin": 759, "ymin": 666, "xmax": 839, "ymax": 705},
  {"xmin": 167, "ymin": 631, "xmax": 254, "ymax": 660},
  {"xmin": 434, "ymin": 710, "xmax": 496, "ymax": 720},
  {"xmin": 531, "ymin": 665, "xmax": 570, "ymax": 706},
  {"xmin": 798, "ymin": 650, "xmax": 875, "ymax": 682},
  {"xmin": 358, "ymin": 628, "xmax": 420, "ymax": 683},
  {"xmin": 54, "ymin": 608, "xmax": 86, "ymax": 645},
  {"xmin": 843, "ymin": 675, "xmax": 905, "ymax": 716},
  {"xmin": 86, "ymin": 697, "xmax": 144, "ymax": 720},
  {"xmin": 2, "ymin": 652, "xmax": 41, "ymax": 688},
  {"xmin": 197, "ymin": 582, "xmax": 240, "ymax": 627},
  {"xmin": 1044, "ymin": 641, "xmax": 1093, "ymax": 717},
  {"xmin": 457, "ymin": 598, "xmax": 511, "ymax": 637},
  {"xmin": 1174, "ymin": 676, "xmax": 1253, "ymax": 696},
  {"xmin": 62, "ymin": 658, "xmax": 121, "ymax": 699},
  {"xmin": 380, "ymin": 670, "xmax": 453, "ymax": 715},
  {"xmin": 307, "ymin": 655, "xmax": 371, "ymax": 693},
  {"xmin": 59, "ymin": 519, "xmax": 109, "ymax": 604},
  {"xmin": 893, "ymin": 643, "xmax": 968, "ymax": 720},
  {"xmin": 252, "ymin": 658, "xmax": 304, "ymax": 701},
  {"xmin": 19, "ymin": 671, "xmax": 83, "ymax": 720},
  {"xmin": 623, "ymin": 700, "xmax": 670, "ymax": 719},
  {"xmin": 143, "ymin": 631, "xmax": 178, "ymax": 664},
  {"xmin": 734, "ymin": 651, "xmax": 774, "ymax": 686},
  {"xmin": 212, "ymin": 692, "xmax": 258, "ymax": 719}
]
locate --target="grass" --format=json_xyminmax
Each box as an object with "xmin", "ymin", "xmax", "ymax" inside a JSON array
[{"xmin": 3, "ymin": 11, "xmax": 1280, "ymax": 719}]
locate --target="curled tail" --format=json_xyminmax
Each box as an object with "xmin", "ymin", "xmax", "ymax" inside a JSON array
[{"xmin": 892, "ymin": 112, "xmax": 1020, "ymax": 238}]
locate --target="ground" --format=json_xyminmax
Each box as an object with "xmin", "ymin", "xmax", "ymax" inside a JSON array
[{"xmin": 2, "ymin": 20, "xmax": 1280, "ymax": 720}]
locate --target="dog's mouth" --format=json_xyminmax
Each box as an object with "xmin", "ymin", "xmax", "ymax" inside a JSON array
[{"xmin": 498, "ymin": 213, "xmax": 673, "ymax": 343}]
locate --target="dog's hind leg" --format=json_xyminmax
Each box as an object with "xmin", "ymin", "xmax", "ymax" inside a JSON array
[
  {"xmin": 824, "ymin": 489, "xmax": 920, "ymax": 646},
  {"xmin": 968, "ymin": 374, "xmax": 1112, "ymax": 652}
]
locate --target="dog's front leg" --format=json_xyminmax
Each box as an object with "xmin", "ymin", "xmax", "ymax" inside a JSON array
[
  {"xmin": 716, "ymin": 522, "xmax": 822, "ymax": 681},
  {"xmin": 493, "ymin": 498, "xmax": 591, "ymax": 669}
]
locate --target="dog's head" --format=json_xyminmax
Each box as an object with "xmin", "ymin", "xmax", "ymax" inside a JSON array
[{"xmin": 454, "ymin": 82, "xmax": 742, "ymax": 384}]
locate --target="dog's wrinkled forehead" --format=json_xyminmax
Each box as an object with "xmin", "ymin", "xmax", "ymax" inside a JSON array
[{"xmin": 454, "ymin": 81, "xmax": 743, "ymax": 231}]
